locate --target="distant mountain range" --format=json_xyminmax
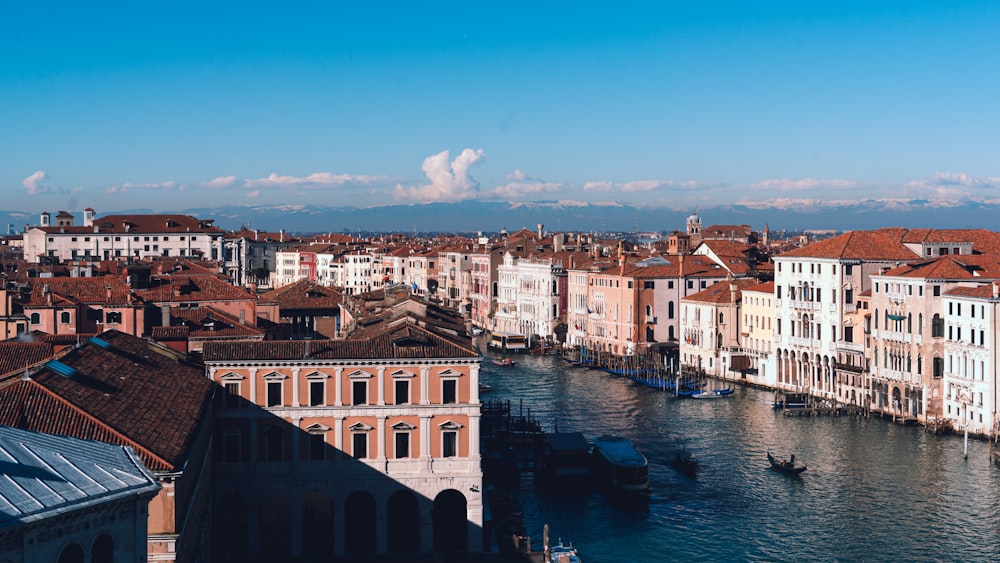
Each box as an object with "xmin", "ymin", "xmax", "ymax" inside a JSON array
[{"xmin": 3, "ymin": 199, "xmax": 998, "ymax": 237}]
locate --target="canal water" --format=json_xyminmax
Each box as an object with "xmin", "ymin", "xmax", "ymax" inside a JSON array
[{"xmin": 480, "ymin": 353, "xmax": 1000, "ymax": 562}]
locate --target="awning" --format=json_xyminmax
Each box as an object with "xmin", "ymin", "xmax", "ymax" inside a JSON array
[{"xmin": 887, "ymin": 314, "xmax": 906, "ymax": 321}]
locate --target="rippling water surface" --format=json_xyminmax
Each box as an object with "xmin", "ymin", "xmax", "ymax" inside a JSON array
[{"xmin": 480, "ymin": 353, "xmax": 1000, "ymax": 562}]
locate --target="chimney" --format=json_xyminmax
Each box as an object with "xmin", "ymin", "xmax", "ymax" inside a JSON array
[
  {"xmin": 161, "ymin": 305, "xmax": 170, "ymax": 327},
  {"xmin": 994, "ymin": 282, "xmax": 999, "ymax": 299},
  {"xmin": 280, "ymin": 229, "xmax": 285, "ymax": 242},
  {"xmin": 106, "ymin": 286, "xmax": 112, "ymax": 302},
  {"xmin": 239, "ymin": 309, "xmax": 246, "ymax": 324},
  {"xmin": 538, "ymin": 224, "xmax": 544, "ymax": 239}
]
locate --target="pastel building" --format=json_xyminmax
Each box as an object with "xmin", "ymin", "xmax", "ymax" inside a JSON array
[{"xmin": 202, "ymin": 291, "xmax": 483, "ymax": 560}]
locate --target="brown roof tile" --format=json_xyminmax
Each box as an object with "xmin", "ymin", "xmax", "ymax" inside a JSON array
[{"xmin": 0, "ymin": 330, "xmax": 214, "ymax": 472}]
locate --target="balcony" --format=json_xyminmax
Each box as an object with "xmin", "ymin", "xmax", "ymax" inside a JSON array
[{"xmin": 789, "ymin": 300, "xmax": 821, "ymax": 311}]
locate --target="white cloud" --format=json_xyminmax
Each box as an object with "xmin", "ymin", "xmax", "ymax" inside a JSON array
[
  {"xmin": 394, "ymin": 148, "xmax": 486, "ymax": 203},
  {"xmin": 245, "ymin": 189, "xmax": 261, "ymax": 198},
  {"xmin": 243, "ymin": 171, "xmax": 384, "ymax": 190},
  {"xmin": 204, "ymin": 176, "xmax": 238, "ymax": 190},
  {"xmin": 750, "ymin": 178, "xmax": 859, "ymax": 191},
  {"xmin": 583, "ymin": 179, "xmax": 702, "ymax": 193},
  {"xmin": 918, "ymin": 172, "xmax": 1000, "ymax": 189},
  {"xmin": 22, "ymin": 171, "xmax": 52, "ymax": 195},
  {"xmin": 490, "ymin": 181, "xmax": 565, "ymax": 199},
  {"xmin": 105, "ymin": 180, "xmax": 177, "ymax": 194}
]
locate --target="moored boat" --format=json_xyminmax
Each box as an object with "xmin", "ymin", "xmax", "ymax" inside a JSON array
[
  {"xmin": 591, "ymin": 436, "xmax": 649, "ymax": 492},
  {"xmin": 493, "ymin": 357, "xmax": 515, "ymax": 367},
  {"xmin": 549, "ymin": 538, "xmax": 582, "ymax": 563},
  {"xmin": 692, "ymin": 387, "xmax": 734, "ymax": 399}
]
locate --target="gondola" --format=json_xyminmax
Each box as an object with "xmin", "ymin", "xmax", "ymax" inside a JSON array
[{"xmin": 767, "ymin": 451, "xmax": 807, "ymax": 474}]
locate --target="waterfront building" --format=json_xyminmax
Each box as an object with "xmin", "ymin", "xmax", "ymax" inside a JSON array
[
  {"xmin": 202, "ymin": 288, "xmax": 483, "ymax": 559},
  {"xmin": 23, "ymin": 209, "xmax": 225, "ymax": 264},
  {"xmin": 680, "ymin": 277, "xmax": 760, "ymax": 376},
  {"xmin": 568, "ymin": 254, "xmax": 730, "ymax": 356},
  {"xmin": 868, "ymin": 254, "xmax": 1000, "ymax": 424},
  {"xmin": 0, "ymin": 330, "xmax": 216, "ymax": 561},
  {"xmin": 467, "ymin": 241, "xmax": 504, "ymax": 332},
  {"xmin": 739, "ymin": 281, "xmax": 776, "ymax": 387},
  {"xmin": 0, "ymin": 426, "xmax": 161, "ymax": 563},
  {"xmin": 773, "ymin": 229, "xmax": 924, "ymax": 400},
  {"xmin": 775, "ymin": 228, "xmax": 1000, "ymax": 415},
  {"xmin": 941, "ymin": 282, "xmax": 1000, "ymax": 436}
]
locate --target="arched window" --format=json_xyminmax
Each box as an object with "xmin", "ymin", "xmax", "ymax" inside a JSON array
[
  {"xmin": 30, "ymin": 312, "xmax": 40, "ymax": 324},
  {"xmin": 932, "ymin": 314, "xmax": 944, "ymax": 337},
  {"xmin": 60, "ymin": 311, "xmax": 71, "ymax": 324},
  {"xmin": 92, "ymin": 533, "xmax": 114, "ymax": 563},
  {"xmin": 668, "ymin": 301, "xmax": 675, "ymax": 319},
  {"xmin": 59, "ymin": 543, "xmax": 84, "ymax": 563}
]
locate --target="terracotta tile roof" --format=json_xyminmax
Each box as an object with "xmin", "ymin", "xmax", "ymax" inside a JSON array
[
  {"xmin": 25, "ymin": 276, "xmax": 133, "ymax": 307},
  {"xmin": 701, "ymin": 224, "xmax": 753, "ymax": 239},
  {"xmin": 133, "ymin": 274, "xmax": 256, "ymax": 303},
  {"xmin": 881, "ymin": 255, "xmax": 1000, "ymax": 280},
  {"xmin": 699, "ymin": 239, "xmax": 753, "ymax": 256},
  {"xmin": 258, "ymin": 280, "xmax": 342, "ymax": 311},
  {"xmin": 744, "ymin": 281, "xmax": 775, "ymax": 294},
  {"xmin": 150, "ymin": 326, "xmax": 191, "ymax": 340},
  {"xmin": 945, "ymin": 283, "xmax": 1000, "ymax": 299},
  {"xmin": 0, "ymin": 330, "xmax": 213, "ymax": 472},
  {"xmin": 167, "ymin": 306, "xmax": 264, "ymax": 339},
  {"xmin": 0, "ymin": 342, "xmax": 54, "ymax": 379},
  {"xmin": 203, "ymin": 325, "xmax": 478, "ymax": 362},
  {"xmin": 683, "ymin": 278, "xmax": 761, "ymax": 304},
  {"xmin": 779, "ymin": 228, "xmax": 919, "ymax": 260}
]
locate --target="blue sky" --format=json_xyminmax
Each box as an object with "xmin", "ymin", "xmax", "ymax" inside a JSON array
[{"xmin": 3, "ymin": 1, "xmax": 999, "ymax": 219}]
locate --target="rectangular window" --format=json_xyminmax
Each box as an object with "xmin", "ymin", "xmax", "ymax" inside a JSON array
[
  {"xmin": 395, "ymin": 432, "xmax": 410, "ymax": 458},
  {"xmin": 267, "ymin": 381, "xmax": 282, "ymax": 407},
  {"xmin": 224, "ymin": 382, "xmax": 241, "ymax": 409},
  {"xmin": 395, "ymin": 379, "xmax": 409, "ymax": 404},
  {"xmin": 224, "ymin": 432, "xmax": 242, "ymax": 463},
  {"xmin": 309, "ymin": 434, "xmax": 326, "ymax": 461},
  {"xmin": 933, "ymin": 285, "xmax": 941, "ymax": 296},
  {"xmin": 353, "ymin": 380, "xmax": 367, "ymax": 405},
  {"xmin": 352, "ymin": 433, "xmax": 367, "ymax": 459},
  {"xmin": 442, "ymin": 379, "xmax": 457, "ymax": 404},
  {"xmin": 442, "ymin": 431, "xmax": 457, "ymax": 457},
  {"xmin": 310, "ymin": 381, "xmax": 324, "ymax": 406}
]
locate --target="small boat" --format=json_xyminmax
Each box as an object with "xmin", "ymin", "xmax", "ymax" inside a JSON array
[
  {"xmin": 493, "ymin": 357, "xmax": 515, "ymax": 367},
  {"xmin": 692, "ymin": 387, "xmax": 734, "ymax": 399},
  {"xmin": 549, "ymin": 538, "xmax": 582, "ymax": 563},
  {"xmin": 767, "ymin": 451, "xmax": 807, "ymax": 474},
  {"xmin": 669, "ymin": 449, "xmax": 698, "ymax": 478},
  {"xmin": 591, "ymin": 436, "xmax": 649, "ymax": 492},
  {"xmin": 479, "ymin": 382, "xmax": 492, "ymax": 393}
]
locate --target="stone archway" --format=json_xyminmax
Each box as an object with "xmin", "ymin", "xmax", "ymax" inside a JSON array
[
  {"xmin": 387, "ymin": 490, "xmax": 421, "ymax": 554},
  {"xmin": 433, "ymin": 489, "xmax": 468, "ymax": 553}
]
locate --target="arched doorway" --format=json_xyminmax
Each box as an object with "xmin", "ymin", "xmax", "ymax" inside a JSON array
[
  {"xmin": 433, "ymin": 489, "xmax": 468, "ymax": 553},
  {"xmin": 259, "ymin": 493, "xmax": 291, "ymax": 556},
  {"xmin": 91, "ymin": 534, "xmax": 114, "ymax": 563},
  {"xmin": 387, "ymin": 490, "xmax": 421, "ymax": 554},
  {"xmin": 892, "ymin": 387, "xmax": 903, "ymax": 414},
  {"xmin": 302, "ymin": 492, "xmax": 334, "ymax": 556},
  {"xmin": 214, "ymin": 494, "xmax": 249, "ymax": 561},
  {"xmin": 344, "ymin": 491, "xmax": 377, "ymax": 555}
]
